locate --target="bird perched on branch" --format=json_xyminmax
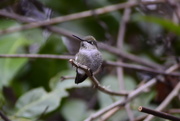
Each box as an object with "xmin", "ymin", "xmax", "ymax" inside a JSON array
[{"xmin": 72, "ymin": 35, "xmax": 103, "ymax": 84}]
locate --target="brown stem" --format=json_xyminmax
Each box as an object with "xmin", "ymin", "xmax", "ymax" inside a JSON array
[
  {"xmin": 0, "ymin": 0, "xmax": 165, "ymax": 36},
  {"xmin": 105, "ymin": 61, "xmax": 180, "ymax": 77},
  {"xmin": 0, "ymin": 10, "xmax": 162, "ymax": 69},
  {"xmin": 0, "ymin": 54, "xmax": 74, "ymax": 60},
  {"xmin": 60, "ymin": 76, "xmax": 75, "ymax": 81},
  {"xmin": 0, "ymin": 111, "xmax": 11, "ymax": 121},
  {"xmin": 144, "ymin": 81, "xmax": 180, "ymax": 121},
  {"xmin": 99, "ymin": 43, "xmax": 162, "ymax": 69},
  {"xmin": 138, "ymin": 106, "xmax": 180, "ymax": 121},
  {"xmin": 84, "ymin": 64, "xmax": 179, "ymax": 121},
  {"xmin": 166, "ymin": 109, "xmax": 180, "ymax": 114},
  {"xmin": 69, "ymin": 59, "xmax": 129, "ymax": 96},
  {"xmin": 116, "ymin": 1, "xmax": 134, "ymax": 120}
]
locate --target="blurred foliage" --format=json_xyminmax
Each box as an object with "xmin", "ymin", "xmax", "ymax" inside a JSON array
[{"xmin": 0, "ymin": 0, "xmax": 180, "ymax": 121}]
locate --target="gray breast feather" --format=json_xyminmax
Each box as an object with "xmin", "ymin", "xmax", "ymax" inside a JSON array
[{"xmin": 75, "ymin": 50, "xmax": 102, "ymax": 72}]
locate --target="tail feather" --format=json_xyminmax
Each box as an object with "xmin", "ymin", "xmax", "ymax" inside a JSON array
[{"xmin": 75, "ymin": 73, "xmax": 88, "ymax": 84}]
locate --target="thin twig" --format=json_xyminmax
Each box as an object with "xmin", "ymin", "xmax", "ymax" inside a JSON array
[
  {"xmin": 0, "ymin": 54, "xmax": 178, "ymax": 77},
  {"xmin": 98, "ymin": 107, "xmax": 122, "ymax": 121},
  {"xmin": 60, "ymin": 76, "xmax": 75, "ymax": 81},
  {"xmin": 138, "ymin": 106, "xmax": 180, "ymax": 121},
  {"xmin": 84, "ymin": 64, "xmax": 179, "ymax": 121},
  {"xmin": 99, "ymin": 43, "xmax": 162, "ymax": 69},
  {"xmin": 0, "ymin": 54, "xmax": 74, "ymax": 60},
  {"xmin": 84, "ymin": 1, "xmax": 113, "ymax": 42},
  {"xmin": 134, "ymin": 114, "xmax": 147, "ymax": 121},
  {"xmin": 69, "ymin": 59, "xmax": 129, "ymax": 96},
  {"xmin": 0, "ymin": 10, "xmax": 75, "ymax": 39},
  {"xmin": 166, "ymin": 109, "xmax": 180, "ymax": 114},
  {"xmin": 105, "ymin": 61, "xmax": 180, "ymax": 77},
  {"xmin": 0, "ymin": 0, "xmax": 166, "ymax": 35},
  {"xmin": 0, "ymin": 10, "xmax": 162, "ymax": 69},
  {"xmin": 0, "ymin": 111, "xmax": 11, "ymax": 121},
  {"xmin": 144, "ymin": 81, "xmax": 180, "ymax": 121},
  {"xmin": 116, "ymin": 1, "xmax": 134, "ymax": 120}
]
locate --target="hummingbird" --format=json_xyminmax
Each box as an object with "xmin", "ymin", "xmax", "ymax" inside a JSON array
[{"xmin": 72, "ymin": 35, "xmax": 103, "ymax": 84}]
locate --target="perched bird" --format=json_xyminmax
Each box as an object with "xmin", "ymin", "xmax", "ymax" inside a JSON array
[{"xmin": 72, "ymin": 35, "xmax": 103, "ymax": 84}]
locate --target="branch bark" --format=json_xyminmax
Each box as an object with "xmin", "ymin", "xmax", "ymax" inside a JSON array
[
  {"xmin": 0, "ymin": 10, "xmax": 162, "ymax": 69},
  {"xmin": 84, "ymin": 64, "xmax": 179, "ymax": 121},
  {"xmin": 0, "ymin": 0, "xmax": 166, "ymax": 35},
  {"xmin": 144, "ymin": 81, "xmax": 180, "ymax": 121},
  {"xmin": 139, "ymin": 106, "xmax": 180, "ymax": 121},
  {"xmin": 0, "ymin": 54, "xmax": 74, "ymax": 60},
  {"xmin": 69, "ymin": 59, "xmax": 129, "ymax": 96}
]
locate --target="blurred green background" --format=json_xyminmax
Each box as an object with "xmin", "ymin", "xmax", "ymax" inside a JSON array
[{"xmin": 0, "ymin": 0, "xmax": 180, "ymax": 121}]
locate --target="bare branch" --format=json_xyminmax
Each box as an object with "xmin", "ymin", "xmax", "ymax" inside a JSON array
[
  {"xmin": 138, "ymin": 106, "xmax": 180, "ymax": 121},
  {"xmin": 69, "ymin": 59, "xmax": 129, "ymax": 96},
  {"xmin": 84, "ymin": 64, "xmax": 179, "ymax": 121},
  {"xmin": 105, "ymin": 61, "xmax": 180, "ymax": 77},
  {"xmin": 0, "ymin": 0, "xmax": 165, "ymax": 35},
  {"xmin": 60, "ymin": 76, "xmax": 75, "ymax": 81},
  {"xmin": 0, "ymin": 10, "xmax": 162, "ymax": 69},
  {"xmin": 0, "ymin": 54, "xmax": 178, "ymax": 77},
  {"xmin": 0, "ymin": 111, "xmax": 11, "ymax": 121},
  {"xmin": 98, "ymin": 107, "xmax": 122, "ymax": 121},
  {"xmin": 116, "ymin": 1, "xmax": 134, "ymax": 120},
  {"xmin": 0, "ymin": 54, "xmax": 74, "ymax": 60},
  {"xmin": 99, "ymin": 43, "xmax": 162, "ymax": 69},
  {"xmin": 144, "ymin": 81, "xmax": 180, "ymax": 121},
  {"xmin": 166, "ymin": 109, "xmax": 180, "ymax": 114}
]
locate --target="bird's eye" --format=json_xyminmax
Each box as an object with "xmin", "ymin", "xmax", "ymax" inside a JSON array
[{"xmin": 88, "ymin": 41, "xmax": 93, "ymax": 45}]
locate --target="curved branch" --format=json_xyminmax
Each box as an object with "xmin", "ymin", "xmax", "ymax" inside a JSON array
[
  {"xmin": 84, "ymin": 64, "xmax": 179, "ymax": 121},
  {"xmin": 0, "ymin": 0, "xmax": 165, "ymax": 35},
  {"xmin": 69, "ymin": 59, "xmax": 129, "ymax": 96},
  {"xmin": 105, "ymin": 61, "xmax": 180, "ymax": 77},
  {"xmin": 0, "ymin": 10, "xmax": 162, "ymax": 69}
]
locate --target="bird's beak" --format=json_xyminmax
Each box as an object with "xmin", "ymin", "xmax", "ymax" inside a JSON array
[{"xmin": 72, "ymin": 35, "xmax": 85, "ymax": 42}]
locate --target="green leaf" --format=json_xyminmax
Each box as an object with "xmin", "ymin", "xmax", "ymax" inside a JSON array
[
  {"xmin": 14, "ymin": 70, "xmax": 91, "ymax": 119},
  {"xmin": 0, "ymin": 33, "xmax": 27, "ymax": 89},
  {"xmin": 139, "ymin": 16, "xmax": 180, "ymax": 35},
  {"xmin": 15, "ymin": 87, "xmax": 64, "ymax": 118},
  {"xmin": 61, "ymin": 99, "xmax": 88, "ymax": 121}
]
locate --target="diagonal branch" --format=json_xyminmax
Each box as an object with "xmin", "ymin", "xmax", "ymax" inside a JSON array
[
  {"xmin": 0, "ymin": 111, "xmax": 11, "ymax": 121},
  {"xmin": 69, "ymin": 59, "xmax": 129, "ymax": 96},
  {"xmin": 105, "ymin": 61, "xmax": 180, "ymax": 77},
  {"xmin": 138, "ymin": 106, "xmax": 180, "ymax": 121},
  {"xmin": 84, "ymin": 64, "xmax": 179, "ymax": 121},
  {"xmin": 0, "ymin": 0, "xmax": 166, "ymax": 36},
  {"xmin": 0, "ymin": 10, "xmax": 162, "ymax": 69},
  {"xmin": 144, "ymin": 81, "xmax": 180, "ymax": 121},
  {"xmin": 99, "ymin": 43, "xmax": 162, "ymax": 69}
]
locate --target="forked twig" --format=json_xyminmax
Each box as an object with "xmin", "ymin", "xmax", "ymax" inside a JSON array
[{"xmin": 69, "ymin": 59, "xmax": 129, "ymax": 96}]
